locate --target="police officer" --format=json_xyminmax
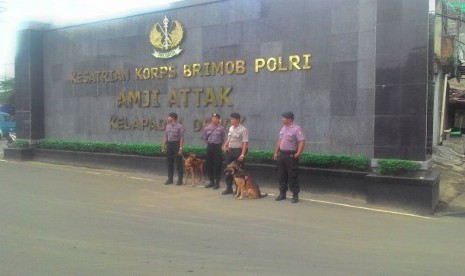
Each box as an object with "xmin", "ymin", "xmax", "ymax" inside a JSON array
[
  {"xmin": 161, "ymin": 112, "xmax": 185, "ymax": 185},
  {"xmin": 204, "ymin": 113, "xmax": 225, "ymax": 189},
  {"xmin": 273, "ymin": 112, "xmax": 305, "ymax": 203},
  {"xmin": 222, "ymin": 112, "xmax": 248, "ymax": 195}
]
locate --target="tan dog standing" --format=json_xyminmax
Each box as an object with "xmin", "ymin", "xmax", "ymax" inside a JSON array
[
  {"xmin": 184, "ymin": 152, "xmax": 205, "ymax": 186},
  {"xmin": 224, "ymin": 161, "xmax": 267, "ymax": 199}
]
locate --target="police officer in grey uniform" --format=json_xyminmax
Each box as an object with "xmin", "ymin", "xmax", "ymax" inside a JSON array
[
  {"xmin": 204, "ymin": 113, "xmax": 225, "ymax": 189},
  {"xmin": 161, "ymin": 112, "xmax": 185, "ymax": 185},
  {"xmin": 222, "ymin": 112, "xmax": 248, "ymax": 195},
  {"xmin": 273, "ymin": 112, "xmax": 305, "ymax": 203}
]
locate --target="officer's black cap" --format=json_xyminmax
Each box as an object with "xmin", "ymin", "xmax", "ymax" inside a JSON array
[
  {"xmin": 212, "ymin": 113, "xmax": 220, "ymax": 118},
  {"xmin": 230, "ymin": 112, "xmax": 241, "ymax": 119},
  {"xmin": 168, "ymin": 112, "xmax": 178, "ymax": 120},
  {"xmin": 282, "ymin": 112, "xmax": 294, "ymax": 119}
]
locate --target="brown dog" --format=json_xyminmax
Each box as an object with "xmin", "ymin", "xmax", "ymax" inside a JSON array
[
  {"xmin": 184, "ymin": 152, "xmax": 205, "ymax": 186},
  {"xmin": 224, "ymin": 161, "xmax": 267, "ymax": 199}
]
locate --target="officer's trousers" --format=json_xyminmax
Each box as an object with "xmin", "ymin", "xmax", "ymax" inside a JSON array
[
  {"xmin": 206, "ymin": 143, "xmax": 223, "ymax": 185},
  {"xmin": 277, "ymin": 151, "xmax": 300, "ymax": 194},
  {"xmin": 225, "ymin": 148, "xmax": 243, "ymax": 188},
  {"xmin": 166, "ymin": 141, "xmax": 183, "ymax": 181}
]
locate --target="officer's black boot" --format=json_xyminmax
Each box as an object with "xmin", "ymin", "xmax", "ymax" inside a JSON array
[
  {"xmin": 291, "ymin": 193, "xmax": 299, "ymax": 203},
  {"xmin": 213, "ymin": 179, "xmax": 220, "ymax": 190},
  {"xmin": 205, "ymin": 181, "xmax": 215, "ymax": 188},
  {"xmin": 176, "ymin": 171, "xmax": 183, "ymax": 185},
  {"xmin": 222, "ymin": 185, "xmax": 233, "ymax": 195},
  {"xmin": 275, "ymin": 193, "xmax": 286, "ymax": 201}
]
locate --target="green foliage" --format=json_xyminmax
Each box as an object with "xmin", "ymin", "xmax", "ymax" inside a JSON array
[
  {"xmin": 182, "ymin": 146, "xmax": 206, "ymax": 158},
  {"xmin": 9, "ymin": 139, "xmax": 29, "ymax": 149},
  {"xmin": 0, "ymin": 77, "xmax": 14, "ymax": 104},
  {"xmin": 37, "ymin": 140, "xmax": 162, "ymax": 157},
  {"xmin": 35, "ymin": 139, "xmax": 371, "ymax": 171},
  {"xmin": 115, "ymin": 143, "xmax": 159, "ymax": 156},
  {"xmin": 299, "ymin": 153, "xmax": 369, "ymax": 171},
  {"xmin": 378, "ymin": 159, "xmax": 420, "ymax": 176},
  {"xmin": 247, "ymin": 150, "xmax": 275, "ymax": 164}
]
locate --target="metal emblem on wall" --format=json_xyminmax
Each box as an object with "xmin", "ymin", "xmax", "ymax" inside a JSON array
[{"xmin": 149, "ymin": 16, "xmax": 184, "ymax": 59}]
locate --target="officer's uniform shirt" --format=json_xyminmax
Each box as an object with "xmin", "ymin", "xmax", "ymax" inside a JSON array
[
  {"xmin": 279, "ymin": 123, "xmax": 305, "ymax": 151},
  {"xmin": 204, "ymin": 123, "xmax": 225, "ymax": 144},
  {"xmin": 227, "ymin": 124, "xmax": 248, "ymax": 149},
  {"xmin": 165, "ymin": 123, "xmax": 185, "ymax": 142}
]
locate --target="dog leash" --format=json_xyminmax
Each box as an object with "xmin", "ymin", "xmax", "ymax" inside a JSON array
[{"xmin": 164, "ymin": 152, "xmax": 187, "ymax": 161}]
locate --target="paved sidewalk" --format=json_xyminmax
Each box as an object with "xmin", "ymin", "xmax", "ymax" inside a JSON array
[{"xmin": 433, "ymin": 136, "xmax": 465, "ymax": 216}]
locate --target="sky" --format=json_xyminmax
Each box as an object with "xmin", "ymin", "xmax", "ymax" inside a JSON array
[{"xmin": 0, "ymin": 0, "xmax": 182, "ymax": 77}]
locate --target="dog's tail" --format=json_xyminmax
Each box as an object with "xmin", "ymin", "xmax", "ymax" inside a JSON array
[{"xmin": 260, "ymin": 193, "xmax": 268, "ymax": 198}]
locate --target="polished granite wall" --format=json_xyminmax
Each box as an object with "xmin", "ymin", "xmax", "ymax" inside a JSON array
[
  {"xmin": 14, "ymin": 0, "xmax": 434, "ymax": 160},
  {"xmin": 375, "ymin": 0, "xmax": 431, "ymax": 160},
  {"xmin": 15, "ymin": 28, "xmax": 45, "ymax": 141}
]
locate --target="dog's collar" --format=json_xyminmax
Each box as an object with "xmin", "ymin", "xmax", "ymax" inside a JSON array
[{"xmin": 234, "ymin": 174, "xmax": 249, "ymax": 180}]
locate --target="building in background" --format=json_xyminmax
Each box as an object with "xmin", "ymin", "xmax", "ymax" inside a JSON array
[{"xmin": 13, "ymin": 0, "xmax": 444, "ymax": 166}]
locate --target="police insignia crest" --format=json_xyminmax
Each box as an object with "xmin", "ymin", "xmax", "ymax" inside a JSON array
[{"xmin": 149, "ymin": 16, "xmax": 184, "ymax": 59}]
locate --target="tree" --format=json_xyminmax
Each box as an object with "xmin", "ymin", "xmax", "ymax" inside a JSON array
[{"xmin": 0, "ymin": 77, "xmax": 14, "ymax": 104}]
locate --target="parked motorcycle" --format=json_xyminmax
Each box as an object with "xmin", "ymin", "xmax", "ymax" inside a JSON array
[{"xmin": 7, "ymin": 132, "xmax": 16, "ymax": 147}]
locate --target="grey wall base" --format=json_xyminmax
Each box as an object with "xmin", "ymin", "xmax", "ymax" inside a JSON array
[
  {"xmin": 3, "ymin": 148, "xmax": 34, "ymax": 161},
  {"xmin": 33, "ymin": 149, "xmax": 166, "ymax": 175},
  {"xmin": 244, "ymin": 163, "xmax": 367, "ymax": 199},
  {"xmin": 365, "ymin": 171, "xmax": 440, "ymax": 214},
  {"xmin": 4, "ymin": 149, "xmax": 440, "ymax": 214}
]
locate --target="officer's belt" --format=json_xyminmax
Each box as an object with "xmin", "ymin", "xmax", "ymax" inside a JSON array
[{"xmin": 280, "ymin": 150, "xmax": 296, "ymax": 154}]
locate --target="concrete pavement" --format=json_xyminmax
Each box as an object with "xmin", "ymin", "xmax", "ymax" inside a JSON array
[
  {"xmin": 0, "ymin": 159, "xmax": 464, "ymax": 275},
  {"xmin": 1, "ymin": 138, "xmax": 465, "ymax": 216}
]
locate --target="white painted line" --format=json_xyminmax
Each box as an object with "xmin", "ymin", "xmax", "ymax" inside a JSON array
[
  {"xmin": 0, "ymin": 159, "xmax": 18, "ymax": 163},
  {"xmin": 84, "ymin": 171, "xmax": 103, "ymax": 175},
  {"xmin": 128, "ymin": 177, "xmax": 157, "ymax": 182},
  {"xmin": 268, "ymin": 193, "xmax": 432, "ymax": 219},
  {"xmin": 302, "ymin": 197, "xmax": 433, "ymax": 219},
  {"xmin": 83, "ymin": 171, "xmax": 121, "ymax": 177}
]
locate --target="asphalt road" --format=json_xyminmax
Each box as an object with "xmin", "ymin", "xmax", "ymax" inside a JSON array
[{"xmin": 0, "ymin": 159, "xmax": 464, "ymax": 275}]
